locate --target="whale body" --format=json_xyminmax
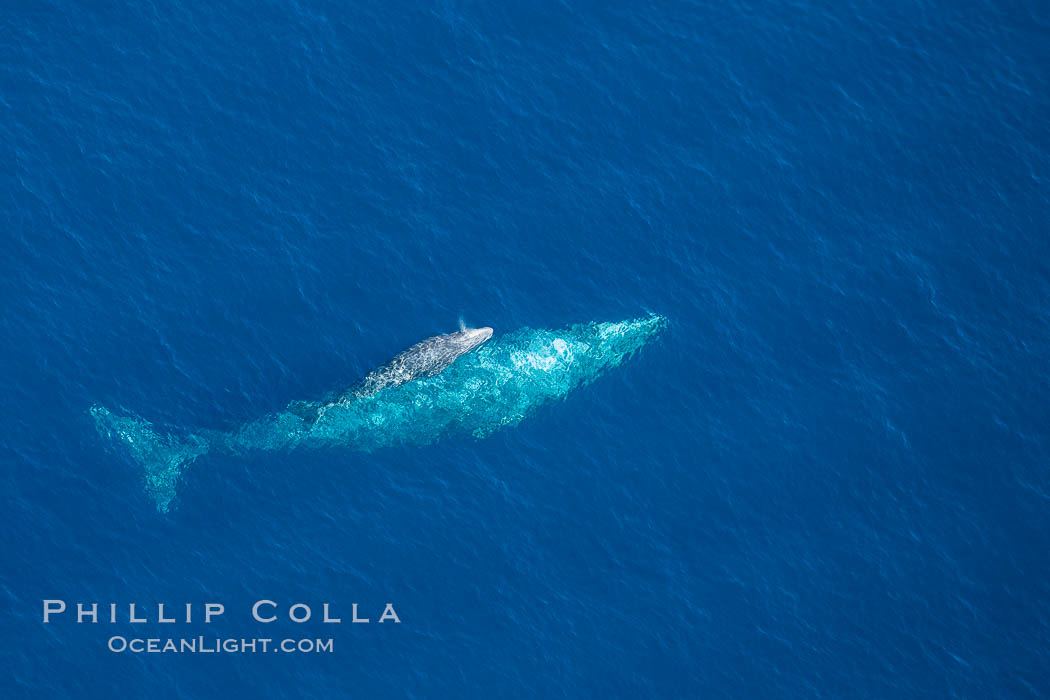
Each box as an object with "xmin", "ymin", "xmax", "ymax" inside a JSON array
[
  {"xmin": 352, "ymin": 326, "xmax": 493, "ymax": 397},
  {"xmin": 290, "ymin": 326, "xmax": 493, "ymax": 423},
  {"xmin": 91, "ymin": 315, "xmax": 666, "ymax": 512}
]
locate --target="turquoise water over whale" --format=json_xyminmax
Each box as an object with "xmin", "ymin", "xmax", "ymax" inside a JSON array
[{"xmin": 93, "ymin": 316, "xmax": 666, "ymax": 512}]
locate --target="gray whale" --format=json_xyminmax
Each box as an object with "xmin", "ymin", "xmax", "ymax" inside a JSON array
[{"xmin": 92, "ymin": 315, "xmax": 665, "ymax": 512}]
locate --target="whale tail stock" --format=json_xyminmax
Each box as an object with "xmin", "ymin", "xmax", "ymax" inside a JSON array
[
  {"xmin": 90, "ymin": 405, "xmax": 209, "ymax": 513},
  {"xmin": 286, "ymin": 400, "xmax": 321, "ymax": 425}
]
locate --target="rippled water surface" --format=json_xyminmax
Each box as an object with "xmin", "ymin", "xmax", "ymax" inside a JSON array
[{"xmin": 3, "ymin": 0, "xmax": 1049, "ymax": 697}]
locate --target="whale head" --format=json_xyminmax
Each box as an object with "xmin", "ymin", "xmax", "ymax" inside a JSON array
[
  {"xmin": 456, "ymin": 326, "xmax": 493, "ymax": 351},
  {"xmin": 301, "ymin": 315, "xmax": 666, "ymax": 448}
]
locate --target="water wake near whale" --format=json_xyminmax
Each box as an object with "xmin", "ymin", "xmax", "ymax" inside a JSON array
[{"xmin": 91, "ymin": 315, "xmax": 666, "ymax": 512}]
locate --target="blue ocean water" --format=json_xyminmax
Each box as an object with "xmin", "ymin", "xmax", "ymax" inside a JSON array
[{"xmin": 2, "ymin": 0, "xmax": 1049, "ymax": 697}]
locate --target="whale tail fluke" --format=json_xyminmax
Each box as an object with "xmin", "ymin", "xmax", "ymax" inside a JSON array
[{"xmin": 90, "ymin": 405, "xmax": 209, "ymax": 513}]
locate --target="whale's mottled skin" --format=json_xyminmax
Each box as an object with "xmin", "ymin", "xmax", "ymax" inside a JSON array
[
  {"xmin": 91, "ymin": 316, "xmax": 666, "ymax": 512},
  {"xmin": 291, "ymin": 326, "xmax": 493, "ymax": 423},
  {"xmin": 348, "ymin": 327, "xmax": 492, "ymax": 396}
]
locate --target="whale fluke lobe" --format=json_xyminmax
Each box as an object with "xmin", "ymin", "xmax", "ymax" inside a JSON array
[
  {"xmin": 92, "ymin": 316, "xmax": 666, "ymax": 511},
  {"xmin": 90, "ymin": 406, "xmax": 209, "ymax": 513}
]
